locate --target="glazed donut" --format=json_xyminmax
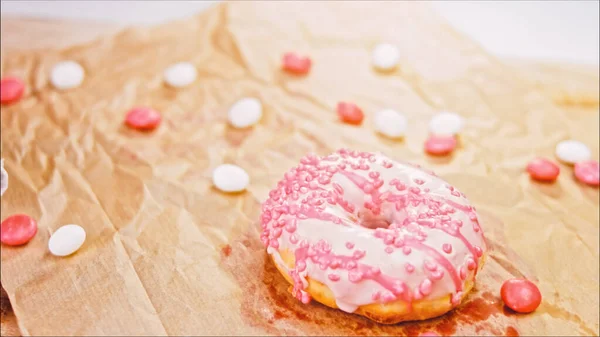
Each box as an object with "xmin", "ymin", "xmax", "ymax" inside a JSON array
[{"xmin": 260, "ymin": 149, "xmax": 487, "ymax": 324}]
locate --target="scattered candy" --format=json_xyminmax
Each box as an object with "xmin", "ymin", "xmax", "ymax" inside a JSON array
[
  {"xmin": 424, "ymin": 135, "xmax": 457, "ymax": 156},
  {"xmin": 420, "ymin": 332, "xmax": 440, "ymax": 337},
  {"xmin": 429, "ymin": 112, "xmax": 464, "ymax": 136},
  {"xmin": 555, "ymin": 140, "xmax": 591, "ymax": 165},
  {"xmin": 282, "ymin": 52, "xmax": 311, "ymax": 75},
  {"xmin": 212, "ymin": 164, "xmax": 250, "ymax": 193},
  {"xmin": 125, "ymin": 107, "xmax": 162, "ymax": 131},
  {"xmin": 372, "ymin": 43, "xmax": 400, "ymax": 71},
  {"xmin": 0, "ymin": 159, "xmax": 7, "ymax": 196},
  {"xmin": 48, "ymin": 224, "xmax": 86, "ymax": 256},
  {"xmin": 500, "ymin": 278, "xmax": 542, "ymax": 313},
  {"xmin": 1, "ymin": 214, "xmax": 38, "ymax": 246},
  {"xmin": 574, "ymin": 160, "xmax": 599, "ymax": 186},
  {"xmin": 164, "ymin": 62, "xmax": 197, "ymax": 88},
  {"xmin": 526, "ymin": 158, "xmax": 560, "ymax": 182},
  {"xmin": 374, "ymin": 109, "xmax": 407, "ymax": 139},
  {"xmin": 228, "ymin": 97, "xmax": 263, "ymax": 128},
  {"xmin": 337, "ymin": 102, "xmax": 364, "ymax": 125},
  {"xmin": 0, "ymin": 77, "xmax": 25, "ymax": 104},
  {"xmin": 50, "ymin": 61, "xmax": 85, "ymax": 90}
]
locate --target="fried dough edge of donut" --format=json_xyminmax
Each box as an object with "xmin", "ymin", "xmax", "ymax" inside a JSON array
[{"xmin": 272, "ymin": 249, "xmax": 486, "ymax": 324}]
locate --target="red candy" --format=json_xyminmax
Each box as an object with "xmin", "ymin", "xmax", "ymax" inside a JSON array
[
  {"xmin": 125, "ymin": 107, "xmax": 162, "ymax": 131},
  {"xmin": 337, "ymin": 102, "xmax": 364, "ymax": 125},
  {"xmin": 0, "ymin": 77, "xmax": 25, "ymax": 105},
  {"xmin": 501, "ymin": 278, "xmax": 542, "ymax": 313},
  {"xmin": 526, "ymin": 158, "xmax": 560, "ymax": 182},
  {"xmin": 1, "ymin": 214, "xmax": 38, "ymax": 246},
  {"xmin": 424, "ymin": 135, "xmax": 457, "ymax": 156},
  {"xmin": 282, "ymin": 52, "xmax": 311, "ymax": 75},
  {"xmin": 420, "ymin": 332, "xmax": 440, "ymax": 336},
  {"xmin": 574, "ymin": 160, "xmax": 599, "ymax": 186}
]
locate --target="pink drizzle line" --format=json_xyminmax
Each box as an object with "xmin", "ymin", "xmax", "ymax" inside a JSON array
[{"xmin": 403, "ymin": 237, "xmax": 462, "ymax": 291}]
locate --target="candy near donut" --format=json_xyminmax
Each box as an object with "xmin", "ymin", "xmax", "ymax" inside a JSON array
[
  {"xmin": 260, "ymin": 149, "xmax": 487, "ymax": 323},
  {"xmin": 501, "ymin": 278, "xmax": 542, "ymax": 313}
]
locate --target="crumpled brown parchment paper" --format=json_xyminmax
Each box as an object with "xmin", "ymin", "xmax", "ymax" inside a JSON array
[{"xmin": 1, "ymin": 2, "xmax": 598, "ymax": 336}]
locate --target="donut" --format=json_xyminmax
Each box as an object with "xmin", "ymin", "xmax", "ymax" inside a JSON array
[{"xmin": 260, "ymin": 149, "xmax": 487, "ymax": 324}]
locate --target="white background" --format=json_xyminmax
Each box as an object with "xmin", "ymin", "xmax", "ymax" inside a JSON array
[{"xmin": 1, "ymin": 0, "xmax": 598, "ymax": 65}]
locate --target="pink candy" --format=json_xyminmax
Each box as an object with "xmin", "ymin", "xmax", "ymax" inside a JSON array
[
  {"xmin": 425, "ymin": 135, "xmax": 457, "ymax": 156},
  {"xmin": 125, "ymin": 107, "xmax": 162, "ymax": 131},
  {"xmin": 526, "ymin": 158, "xmax": 560, "ymax": 182},
  {"xmin": 282, "ymin": 52, "xmax": 312, "ymax": 75},
  {"xmin": 1, "ymin": 214, "xmax": 38, "ymax": 246},
  {"xmin": 337, "ymin": 102, "xmax": 364, "ymax": 125},
  {"xmin": 501, "ymin": 278, "xmax": 542, "ymax": 313},
  {"xmin": 574, "ymin": 160, "xmax": 599, "ymax": 186},
  {"xmin": 0, "ymin": 77, "xmax": 25, "ymax": 105}
]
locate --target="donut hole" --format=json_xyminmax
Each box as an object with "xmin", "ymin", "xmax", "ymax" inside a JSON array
[
  {"xmin": 357, "ymin": 209, "xmax": 392, "ymax": 230},
  {"xmin": 354, "ymin": 203, "xmax": 409, "ymax": 230}
]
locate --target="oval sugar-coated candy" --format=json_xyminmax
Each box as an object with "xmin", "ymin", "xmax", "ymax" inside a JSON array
[
  {"xmin": 526, "ymin": 158, "xmax": 560, "ymax": 182},
  {"xmin": 429, "ymin": 111, "xmax": 464, "ymax": 136},
  {"xmin": 50, "ymin": 61, "xmax": 85, "ymax": 90},
  {"xmin": 0, "ymin": 159, "xmax": 8, "ymax": 196},
  {"xmin": 1, "ymin": 214, "xmax": 38, "ymax": 246},
  {"xmin": 164, "ymin": 62, "xmax": 197, "ymax": 88},
  {"xmin": 212, "ymin": 164, "xmax": 250, "ymax": 193},
  {"xmin": 374, "ymin": 109, "xmax": 407, "ymax": 138},
  {"xmin": 555, "ymin": 140, "xmax": 591, "ymax": 165},
  {"xmin": 0, "ymin": 77, "xmax": 25, "ymax": 105},
  {"xmin": 337, "ymin": 102, "xmax": 364, "ymax": 125},
  {"xmin": 125, "ymin": 107, "xmax": 162, "ymax": 131},
  {"xmin": 574, "ymin": 160, "xmax": 599, "ymax": 186},
  {"xmin": 282, "ymin": 52, "xmax": 311, "ymax": 75},
  {"xmin": 372, "ymin": 43, "xmax": 400, "ymax": 71},
  {"xmin": 48, "ymin": 224, "xmax": 86, "ymax": 256},
  {"xmin": 501, "ymin": 278, "xmax": 542, "ymax": 313},
  {"xmin": 425, "ymin": 135, "xmax": 457, "ymax": 156},
  {"xmin": 228, "ymin": 97, "xmax": 263, "ymax": 128}
]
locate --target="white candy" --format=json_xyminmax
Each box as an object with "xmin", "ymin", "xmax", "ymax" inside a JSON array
[
  {"xmin": 48, "ymin": 224, "xmax": 86, "ymax": 257},
  {"xmin": 374, "ymin": 109, "xmax": 407, "ymax": 139},
  {"xmin": 50, "ymin": 61, "xmax": 85, "ymax": 90},
  {"xmin": 212, "ymin": 164, "xmax": 250, "ymax": 193},
  {"xmin": 429, "ymin": 111, "xmax": 464, "ymax": 136},
  {"xmin": 372, "ymin": 43, "xmax": 400, "ymax": 71},
  {"xmin": 0, "ymin": 159, "xmax": 7, "ymax": 196},
  {"xmin": 555, "ymin": 140, "xmax": 591, "ymax": 164},
  {"xmin": 164, "ymin": 62, "xmax": 197, "ymax": 88},
  {"xmin": 227, "ymin": 98, "xmax": 263, "ymax": 128}
]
